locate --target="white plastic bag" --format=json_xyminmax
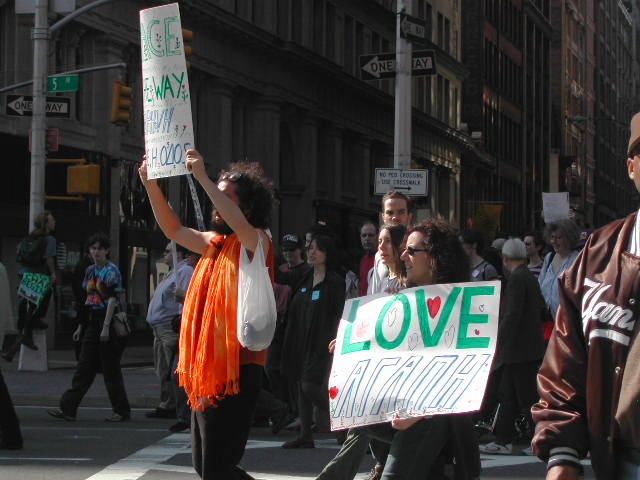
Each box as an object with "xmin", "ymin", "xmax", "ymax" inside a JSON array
[{"xmin": 237, "ymin": 231, "xmax": 277, "ymax": 351}]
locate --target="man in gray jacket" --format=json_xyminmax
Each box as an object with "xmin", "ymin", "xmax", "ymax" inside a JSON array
[{"xmin": 480, "ymin": 238, "xmax": 545, "ymax": 455}]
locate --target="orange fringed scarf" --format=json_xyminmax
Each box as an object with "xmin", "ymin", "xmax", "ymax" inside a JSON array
[
  {"xmin": 177, "ymin": 234, "xmax": 242, "ymax": 410},
  {"xmin": 176, "ymin": 232, "xmax": 273, "ymax": 410}
]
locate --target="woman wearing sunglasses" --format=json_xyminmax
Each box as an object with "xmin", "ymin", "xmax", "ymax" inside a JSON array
[{"xmin": 360, "ymin": 219, "xmax": 481, "ymax": 480}]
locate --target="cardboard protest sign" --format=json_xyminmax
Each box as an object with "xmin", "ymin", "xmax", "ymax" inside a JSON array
[
  {"xmin": 17, "ymin": 272, "xmax": 52, "ymax": 306},
  {"xmin": 328, "ymin": 281, "xmax": 501, "ymax": 430},
  {"xmin": 140, "ymin": 3, "xmax": 194, "ymax": 179}
]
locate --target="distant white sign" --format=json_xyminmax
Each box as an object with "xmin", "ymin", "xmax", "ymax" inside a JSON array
[
  {"xmin": 542, "ymin": 192, "xmax": 570, "ymax": 224},
  {"xmin": 375, "ymin": 168, "xmax": 428, "ymax": 196},
  {"xmin": 140, "ymin": 3, "xmax": 194, "ymax": 179}
]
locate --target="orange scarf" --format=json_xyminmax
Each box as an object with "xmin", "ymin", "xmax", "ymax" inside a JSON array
[{"xmin": 177, "ymin": 234, "xmax": 242, "ymax": 410}]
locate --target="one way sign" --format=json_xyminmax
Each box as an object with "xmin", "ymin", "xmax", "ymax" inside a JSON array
[
  {"xmin": 5, "ymin": 95, "xmax": 70, "ymax": 118},
  {"xmin": 359, "ymin": 50, "xmax": 436, "ymax": 80}
]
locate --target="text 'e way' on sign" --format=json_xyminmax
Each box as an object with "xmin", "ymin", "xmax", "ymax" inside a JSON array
[
  {"xmin": 375, "ymin": 168, "xmax": 428, "ymax": 196},
  {"xmin": 360, "ymin": 50, "xmax": 436, "ymax": 80},
  {"xmin": 5, "ymin": 95, "xmax": 70, "ymax": 118}
]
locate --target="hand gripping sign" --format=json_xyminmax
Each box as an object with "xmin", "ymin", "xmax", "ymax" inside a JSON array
[
  {"xmin": 328, "ymin": 281, "xmax": 501, "ymax": 430},
  {"xmin": 140, "ymin": 3, "xmax": 194, "ymax": 180}
]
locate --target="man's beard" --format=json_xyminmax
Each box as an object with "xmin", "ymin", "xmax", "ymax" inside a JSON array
[{"xmin": 210, "ymin": 218, "xmax": 233, "ymax": 235}]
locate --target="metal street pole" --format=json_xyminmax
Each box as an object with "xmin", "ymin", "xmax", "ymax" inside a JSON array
[
  {"xmin": 394, "ymin": 0, "xmax": 412, "ymax": 169},
  {"xmin": 29, "ymin": 0, "xmax": 49, "ymax": 230}
]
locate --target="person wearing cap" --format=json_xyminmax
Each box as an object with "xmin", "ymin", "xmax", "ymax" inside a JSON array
[
  {"xmin": 532, "ymin": 113, "xmax": 640, "ymax": 479},
  {"xmin": 277, "ymin": 233, "xmax": 311, "ymax": 290},
  {"xmin": 479, "ymin": 238, "xmax": 545, "ymax": 455}
]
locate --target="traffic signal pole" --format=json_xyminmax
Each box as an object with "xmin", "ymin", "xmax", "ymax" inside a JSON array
[
  {"xmin": 394, "ymin": 0, "xmax": 412, "ymax": 170},
  {"xmin": 27, "ymin": 0, "xmax": 115, "ymax": 231},
  {"xmin": 29, "ymin": 0, "xmax": 49, "ymax": 230}
]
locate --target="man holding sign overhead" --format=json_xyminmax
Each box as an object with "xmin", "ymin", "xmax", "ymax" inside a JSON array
[
  {"xmin": 139, "ymin": 4, "xmax": 276, "ymax": 478},
  {"xmin": 139, "ymin": 152, "xmax": 275, "ymax": 480}
]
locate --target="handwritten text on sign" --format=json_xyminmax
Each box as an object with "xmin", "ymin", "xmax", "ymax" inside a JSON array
[
  {"xmin": 140, "ymin": 3, "xmax": 194, "ymax": 179},
  {"xmin": 17, "ymin": 272, "xmax": 52, "ymax": 306},
  {"xmin": 328, "ymin": 281, "xmax": 500, "ymax": 430}
]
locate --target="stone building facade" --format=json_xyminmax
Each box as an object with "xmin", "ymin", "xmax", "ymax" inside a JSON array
[{"xmin": 0, "ymin": 0, "xmax": 473, "ymax": 346}]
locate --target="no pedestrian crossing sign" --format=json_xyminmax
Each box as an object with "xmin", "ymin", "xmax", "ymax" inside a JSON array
[{"xmin": 375, "ymin": 168, "xmax": 428, "ymax": 196}]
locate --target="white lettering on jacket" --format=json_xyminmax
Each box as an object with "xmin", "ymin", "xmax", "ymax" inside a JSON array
[{"xmin": 582, "ymin": 278, "xmax": 635, "ymax": 346}]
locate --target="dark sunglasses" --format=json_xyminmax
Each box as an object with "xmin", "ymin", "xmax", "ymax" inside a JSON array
[
  {"xmin": 524, "ymin": 241, "xmax": 533, "ymax": 246},
  {"xmin": 404, "ymin": 246, "xmax": 428, "ymax": 256},
  {"xmin": 219, "ymin": 172, "xmax": 243, "ymax": 182},
  {"xmin": 282, "ymin": 247, "xmax": 297, "ymax": 252},
  {"xmin": 163, "ymin": 249, "xmax": 171, "ymax": 254}
]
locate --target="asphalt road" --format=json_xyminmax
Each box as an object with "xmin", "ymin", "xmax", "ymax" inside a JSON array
[{"xmin": 2, "ymin": 404, "xmax": 596, "ymax": 480}]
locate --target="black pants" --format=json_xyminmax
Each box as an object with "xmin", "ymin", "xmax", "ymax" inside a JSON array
[
  {"xmin": 191, "ymin": 363, "xmax": 262, "ymax": 480},
  {"xmin": 494, "ymin": 361, "xmax": 540, "ymax": 445},
  {"xmin": 59, "ymin": 310, "xmax": 130, "ymax": 417},
  {"xmin": 0, "ymin": 369, "xmax": 22, "ymax": 448}
]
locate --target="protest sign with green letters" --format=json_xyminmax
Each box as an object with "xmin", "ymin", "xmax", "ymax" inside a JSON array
[
  {"xmin": 140, "ymin": 3, "xmax": 194, "ymax": 179},
  {"xmin": 328, "ymin": 281, "xmax": 501, "ymax": 430},
  {"xmin": 17, "ymin": 272, "xmax": 52, "ymax": 307}
]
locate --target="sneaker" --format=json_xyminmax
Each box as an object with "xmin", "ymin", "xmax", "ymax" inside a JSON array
[
  {"xmin": 522, "ymin": 446, "xmax": 534, "ymax": 456},
  {"xmin": 47, "ymin": 408, "xmax": 76, "ymax": 422},
  {"xmin": 479, "ymin": 441, "xmax": 513, "ymax": 455},
  {"xmin": 169, "ymin": 421, "xmax": 190, "ymax": 433},
  {"xmin": 105, "ymin": 413, "xmax": 131, "ymax": 422},
  {"xmin": 145, "ymin": 408, "xmax": 176, "ymax": 419}
]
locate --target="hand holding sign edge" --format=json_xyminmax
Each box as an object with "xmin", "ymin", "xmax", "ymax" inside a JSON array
[{"xmin": 185, "ymin": 149, "xmax": 208, "ymax": 183}]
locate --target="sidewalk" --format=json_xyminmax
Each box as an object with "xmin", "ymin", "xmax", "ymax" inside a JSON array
[{"xmin": 1, "ymin": 345, "xmax": 160, "ymax": 409}]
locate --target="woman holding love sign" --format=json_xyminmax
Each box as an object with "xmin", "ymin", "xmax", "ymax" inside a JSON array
[{"xmin": 359, "ymin": 219, "xmax": 481, "ymax": 480}]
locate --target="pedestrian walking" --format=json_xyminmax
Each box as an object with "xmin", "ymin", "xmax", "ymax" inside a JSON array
[
  {"xmin": 3, "ymin": 211, "xmax": 56, "ymax": 360},
  {"xmin": 355, "ymin": 219, "xmax": 480, "ymax": 480},
  {"xmin": 532, "ymin": 112, "xmax": 640, "ymax": 479},
  {"xmin": 479, "ymin": 239, "xmax": 545, "ymax": 455},
  {"xmin": 140, "ymin": 150, "xmax": 275, "ymax": 480},
  {"xmin": 144, "ymin": 242, "xmax": 194, "ymax": 433},
  {"xmin": 280, "ymin": 234, "xmax": 346, "ymax": 449},
  {"xmin": 47, "ymin": 233, "xmax": 131, "ymax": 422}
]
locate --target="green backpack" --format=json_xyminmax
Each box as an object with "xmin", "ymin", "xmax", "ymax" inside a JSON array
[{"xmin": 17, "ymin": 235, "xmax": 48, "ymax": 267}]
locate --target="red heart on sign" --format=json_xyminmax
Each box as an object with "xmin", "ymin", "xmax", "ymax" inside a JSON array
[
  {"xmin": 329, "ymin": 386, "xmax": 339, "ymax": 399},
  {"xmin": 427, "ymin": 297, "xmax": 441, "ymax": 318},
  {"xmin": 474, "ymin": 329, "xmax": 480, "ymax": 335},
  {"xmin": 355, "ymin": 320, "xmax": 367, "ymax": 337}
]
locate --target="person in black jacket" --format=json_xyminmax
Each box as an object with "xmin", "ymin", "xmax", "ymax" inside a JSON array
[
  {"xmin": 280, "ymin": 234, "xmax": 346, "ymax": 449},
  {"xmin": 479, "ymin": 238, "xmax": 546, "ymax": 455}
]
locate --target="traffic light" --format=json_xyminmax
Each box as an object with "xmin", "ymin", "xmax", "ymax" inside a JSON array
[
  {"xmin": 182, "ymin": 29, "xmax": 193, "ymax": 70},
  {"xmin": 110, "ymin": 80, "xmax": 133, "ymax": 125},
  {"xmin": 67, "ymin": 164, "xmax": 100, "ymax": 195}
]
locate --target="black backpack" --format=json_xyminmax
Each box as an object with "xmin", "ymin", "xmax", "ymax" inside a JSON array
[{"xmin": 17, "ymin": 235, "xmax": 47, "ymax": 267}]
